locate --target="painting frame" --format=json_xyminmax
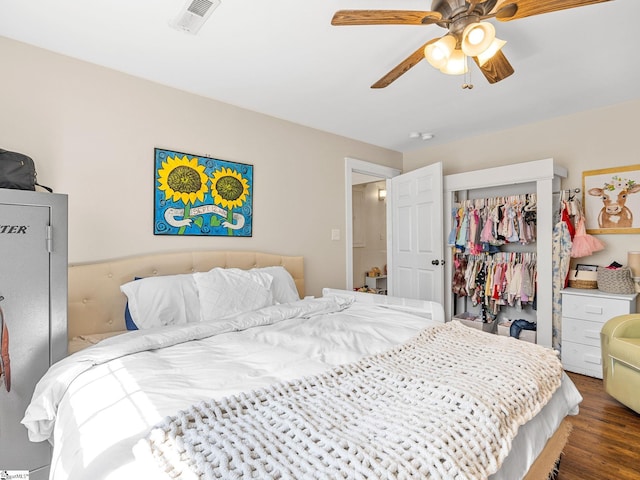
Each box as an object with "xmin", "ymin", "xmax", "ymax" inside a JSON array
[
  {"xmin": 583, "ymin": 164, "xmax": 640, "ymax": 234},
  {"xmin": 153, "ymin": 148, "xmax": 253, "ymax": 237}
]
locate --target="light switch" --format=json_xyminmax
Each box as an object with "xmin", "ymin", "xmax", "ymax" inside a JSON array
[{"xmin": 331, "ymin": 229, "xmax": 340, "ymax": 241}]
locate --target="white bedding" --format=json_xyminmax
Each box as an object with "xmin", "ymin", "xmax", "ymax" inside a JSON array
[{"xmin": 23, "ymin": 295, "xmax": 582, "ymax": 480}]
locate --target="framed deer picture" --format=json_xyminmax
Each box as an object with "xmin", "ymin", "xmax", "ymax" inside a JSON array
[{"xmin": 583, "ymin": 164, "xmax": 640, "ymax": 234}]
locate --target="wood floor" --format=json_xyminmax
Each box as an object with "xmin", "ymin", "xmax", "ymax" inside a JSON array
[{"xmin": 556, "ymin": 372, "xmax": 640, "ymax": 480}]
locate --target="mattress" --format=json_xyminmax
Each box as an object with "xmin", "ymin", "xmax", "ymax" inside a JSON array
[{"xmin": 23, "ymin": 296, "xmax": 582, "ymax": 480}]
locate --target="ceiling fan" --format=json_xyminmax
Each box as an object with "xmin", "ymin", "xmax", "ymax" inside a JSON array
[{"xmin": 331, "ymin": 0, "xmax": 612, "ymax": 88}]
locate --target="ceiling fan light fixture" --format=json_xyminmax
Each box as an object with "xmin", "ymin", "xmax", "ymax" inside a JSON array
[
  {"xmin": 461, "ymin": 22, "xmax": 496, "ymax": 57},
  {"xmin": 424, "ymin": 35, "xmax": 456, "ymax": 69},
  {"xmin": 476, "ymin": 37, "xmax": 507, "ymax": 66},
  {"xmin": 440, "ymin": 49, "xmax": 468, "ymax": 75}
]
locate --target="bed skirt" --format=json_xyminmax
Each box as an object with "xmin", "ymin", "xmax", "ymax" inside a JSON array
[{"xmin": 524, "ymin": 418, "xmax": 573, "ymax": 480}]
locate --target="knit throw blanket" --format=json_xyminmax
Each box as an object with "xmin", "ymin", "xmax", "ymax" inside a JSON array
[{"xmin": 144, "ymin": 321, "xmax": 562, "ymax": 480}]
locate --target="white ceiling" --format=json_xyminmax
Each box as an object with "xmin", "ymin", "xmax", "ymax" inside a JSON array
[{"xmin": 0, "ymin": 0, "xmax": 637, "ymax": 153}]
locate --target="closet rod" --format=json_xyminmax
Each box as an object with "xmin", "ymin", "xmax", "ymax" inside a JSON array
[{"xmin": 553, "ymin": 188, "xmax": 580, "ymax": 195}]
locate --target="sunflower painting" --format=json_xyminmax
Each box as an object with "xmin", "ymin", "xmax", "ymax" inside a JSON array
[{"xmin": 154, "ymin": 148, "xmax": 253, "ymax": 236}]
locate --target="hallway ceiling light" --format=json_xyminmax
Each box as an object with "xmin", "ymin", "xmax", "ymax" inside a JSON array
[{"xmin": 409, "ymin": 132, "xmax": 435, "ymax": 141}]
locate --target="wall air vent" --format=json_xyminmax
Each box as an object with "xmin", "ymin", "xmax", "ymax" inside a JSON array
[{"xmin": 170, "ymin": 0, "xmax": 221, "ymax": 35}]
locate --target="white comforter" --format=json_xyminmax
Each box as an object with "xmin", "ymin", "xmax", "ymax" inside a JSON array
[{"xmin": 23, "ymin": 296, "xmax": 581, "ymax": 480}]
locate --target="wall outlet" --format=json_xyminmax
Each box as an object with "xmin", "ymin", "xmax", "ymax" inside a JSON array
[{"xmin": 331, "ymin": 229, "xmax": 340, "ymax": 241}]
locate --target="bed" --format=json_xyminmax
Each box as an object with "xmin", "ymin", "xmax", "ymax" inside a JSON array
[{"xmin": 22, "ymin": 250, "xmax": 582, "ymax": 480}]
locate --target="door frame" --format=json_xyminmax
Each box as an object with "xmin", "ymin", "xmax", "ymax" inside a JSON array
[{"xmin": 345, "ymin": 157, "xmax": 401, "ymax": 290}]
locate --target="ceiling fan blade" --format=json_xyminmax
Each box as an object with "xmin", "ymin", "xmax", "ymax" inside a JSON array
[
  {"xmin": 371, "ymin": 39, "xmax": 438, "ymax": 89},
  {"xmin": 494, "ymin": 0, "xmax": 612, "ymax": 21},
  {"xmin": 332, "ymin": 10, "xmax": 442, "ymax": 26},
  {"xmin": 472, "ymin": 50, "xmax": 515, "ymax": 84}
]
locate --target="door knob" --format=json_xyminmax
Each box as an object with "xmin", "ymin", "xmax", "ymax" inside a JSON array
[{"xmin": 431, "ymin": 259, "xmax": 439, "ymax": 266}]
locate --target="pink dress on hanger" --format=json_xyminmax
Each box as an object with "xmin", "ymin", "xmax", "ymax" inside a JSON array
[{"xmin": 571, "ymin": 214, "xmax": 605, "ymax": 258}]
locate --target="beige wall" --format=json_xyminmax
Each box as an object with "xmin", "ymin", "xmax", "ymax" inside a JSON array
[
  {"xmin": 3, "ymin": 33, "xmax": 638, "ymax": 297},
  {"xmin": 0, "ymin": 36, "xmax": 402, "ymax": 297},
  {"xmin": 403, "ymin": 99, "xmax": 640, "ymax": 272}
]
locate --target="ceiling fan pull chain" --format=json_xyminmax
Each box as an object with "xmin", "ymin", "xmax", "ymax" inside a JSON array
[{"xmin": 462, "ymin": 56, "xmax": 473, "ymax": 90}]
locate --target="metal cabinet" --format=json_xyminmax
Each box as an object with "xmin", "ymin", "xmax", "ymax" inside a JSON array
[{"xmin": 0, "ymin": 189, "xmax": 67, "ymax": 479}]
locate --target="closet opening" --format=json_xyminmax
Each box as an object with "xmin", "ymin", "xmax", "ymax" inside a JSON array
[
  {"xmin": 443, "ymin": 158, "xmax": 567, "ymax": 348},
  {"xmin": 450, "ymin": 185, "xmax": 539, "ymax": 335}
]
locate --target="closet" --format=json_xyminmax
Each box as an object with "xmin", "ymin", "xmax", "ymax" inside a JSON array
[
  {"xmin": 443, "ymin": 158, "xmax": 567, "ymax": 348},
  {"xmin": 0, "ymin": 189, "xmax": 67, "ymax": 479}
]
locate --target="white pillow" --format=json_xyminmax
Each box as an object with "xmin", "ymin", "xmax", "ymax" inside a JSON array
[
  {"xmin": 194, "ymin": 268, "xmax": 274, "ymax": 323},
  {"xmin": 251, "ymin": 266, "xmax": 300, "ymax": 304},
  {"xmin": 120, "ymin": 273, "xmax": 200, "ymax": 330}
]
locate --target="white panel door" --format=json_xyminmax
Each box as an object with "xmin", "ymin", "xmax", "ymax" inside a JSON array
[{"xmin": 387, "ymin": 162, "xmax": 444, "ymax": 302}]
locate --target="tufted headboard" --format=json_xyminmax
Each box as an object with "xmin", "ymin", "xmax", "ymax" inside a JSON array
[{"xmin": 67, "ymin": 251, "xmax": 304, "ymax": 353}]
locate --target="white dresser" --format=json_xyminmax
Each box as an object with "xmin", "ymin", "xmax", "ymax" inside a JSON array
[
  {"xmin": 365, "ymin": 275, "xmax": 387, "ymax": 294},
  {"xmin": 561, "ymin": 288, "xmax": 637, "ymax": 379}
]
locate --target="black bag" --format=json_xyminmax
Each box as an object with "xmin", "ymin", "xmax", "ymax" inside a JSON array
[{"xmin": 0, "ymin": 149, "xmax": 52, "ymax": 192}]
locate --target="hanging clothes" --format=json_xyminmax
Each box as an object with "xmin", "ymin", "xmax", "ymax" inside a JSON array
[
  {"xmin": 456, "ymin": 205, "xmax": 469, "ymax": 250},
  {"xmin": 561, "ymin": 203, "xmax": 576, "ymax": 239},
  {"xmin": 449, "ymin": 193, "xmax": 541, "ymax": 324},
  {"xmin": 452, "ymin": 254, "xmax": 468, "ymax": 297},
  {"xmin": 552, "ymin": 218, "xmax": 572, "ymax": 352},
  {"xmin": 448, "ymin": 208, "xmax": 459, "ymax": 246},
  {"xmin": 452, "ymin": 252, "xmax": 537, "ymax": 317},
  {"xmin": 571, "ymin": 212, "xmax": 605, "ymax": 258},
  {"xmin": 447, "ymin": 194, "xmax": 537, "ymax": 253},
  {"xmin": 480, "ymin": 204, "xmax": 495, "ymax": 244}
]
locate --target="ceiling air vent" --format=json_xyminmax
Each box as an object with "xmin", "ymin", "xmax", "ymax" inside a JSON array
[{"xmin": 170, "ymin": 0, "xmax": 221, "ymax": 35}]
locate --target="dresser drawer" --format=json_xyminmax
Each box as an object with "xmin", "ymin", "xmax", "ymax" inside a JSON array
[
  {"xmin": 562, "ymin": 340, "xmax": 603, "ymax": 378},
  {"xmin": 561, "ymin": 294, "xmax": 632, "ymax": 323},
  {"xmin": 561, "ymin": 317, "xmax": 603, "ymax": 347}
]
